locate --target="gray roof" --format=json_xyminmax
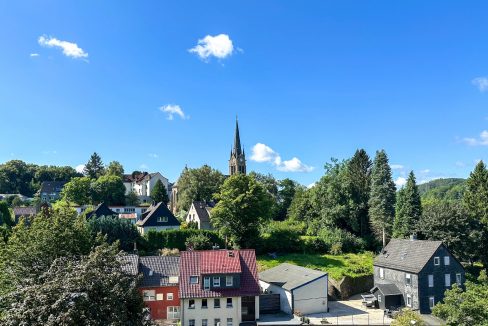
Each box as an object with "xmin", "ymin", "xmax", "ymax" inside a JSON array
[
  {"xmin": 40, "ymin": 181, "xmax": 66, "ymax": 194},
  {"xmin": 119, "ymin": 254, "xmax": 139, "ymax": 276},
  {"xmin": 374, "ymin": 239, "xmax": 443, "ymax": 273},
  {"xmin": 371, "ymin": 282, "xmax": 402, "ymax": 296},
  {"xmin": 191, "ymin": 201, "xmax": 215, "ymax": 223},
  {"xmin": 140, "ymin": 256, "xmax": 180, "ymax": 287},
  {"xmin": 136, "ymin": 202, "xmax": 180, "ymax": 227},
  {"xmin": 259, "ymin": 263, "xmax": 327, "ymax": 291}
]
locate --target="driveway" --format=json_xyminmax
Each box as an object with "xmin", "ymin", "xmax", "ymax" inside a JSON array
[{"xmin": 257, "ymin": 313, "xmax": 302, "ymax": 325}]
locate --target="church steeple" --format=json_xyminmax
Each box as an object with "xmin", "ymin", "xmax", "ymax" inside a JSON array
[{"xmin": 229, "ymin": 117, "xmax": 246, "ymax": 175}]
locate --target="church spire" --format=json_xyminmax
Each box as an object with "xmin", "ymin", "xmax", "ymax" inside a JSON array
[
  {"xmin": 233, "ymin": 117, "xmax": 242, "ymax": 156},
  {"xmin": 229, "ymin": 116, "xmax": 246, "ymax": 175}
]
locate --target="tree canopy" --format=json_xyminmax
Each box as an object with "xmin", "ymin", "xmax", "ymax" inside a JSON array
[
  {"xmin": 393, "ymin": 171, "xmax": 422, "ymax": 238},
  {"xmin": 151, "ymin": 180, "xmax": 169, "ymax": 204},
  {"xmin": 83, "ymin": 152, "xmax": 105, "ymax": 179}
]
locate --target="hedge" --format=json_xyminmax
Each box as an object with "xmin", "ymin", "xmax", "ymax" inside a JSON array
[{"xmin": 142, "ymin": 229, "xmax": 225, "ymax": 253}]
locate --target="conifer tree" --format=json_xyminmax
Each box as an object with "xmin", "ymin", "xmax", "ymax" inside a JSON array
[
  {"xmin": 368, "ymin": 150, "xmax": 396, "ymax": 247},
  {"xmin": 83, "ymin": 152, "xmax": 105, "ymax": 179},
  {"xmin": 151, "ymin": 180, "xmax": 169, "ymax": 204},
  {"xmin": 393, "ymin": 171, "xmax": 422, "ymax": 238}
]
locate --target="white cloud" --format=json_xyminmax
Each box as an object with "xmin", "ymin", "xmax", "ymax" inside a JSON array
[
  {"xmin": 390, "ymin": 164, "xmax": 404, "ymax": 170},
  {"xmin": 250, "ymin": 143, "xmax": 314, "ymax": 173},
  {"xmin": 159, "ymin": 104, "xmax": 188, "ymax": 120},
  {"xmin": 30, "ymin": 53, "xmax": 39, "ymax": 57},
  {"xmin": 472, "ymin": 77, "xmax": 488, "ymax": 92},
  {"xmin": 75, "ymin": 164, "xmax": 85, "ymax": 173},
  {"xmin": 420, "ymin": 169, "xmax": 430, "ymax": 174},
  {"xmin": 307, "ymin": 182, "xmax": 316, "ymax": 189},
  {"xmin": 148, "ymin": 153, "xmax": 159, "ymax": 158},
  {"xmin": 395, "ymin": 177, "xmax": 407, "ymax": 188},
  {"xmin": 462, "ymin": 130, "xmax": 488, "ymax": 146},
  {"xmin": 189, "ymin": 34, "xmax": 234, "ymax": 61},
  {"xmin": 38, "ymin": 35, "xmax": 88, "ymax": 59}
]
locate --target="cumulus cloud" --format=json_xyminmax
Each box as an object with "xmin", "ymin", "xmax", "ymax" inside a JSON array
[
  {"xmin": 75, "ymin": 164, "xmax": 85, "ymax": 173},
  {"xmin": 30, "ymin": 53, "xmax": 39, "ymax": 57},
  {"xmin": 395, "ymin": 177, "xmax": 407, "ymax": 188},
  {"xmin": 390, "ymin": 164, "xmax": 404, "ymax": 170},
  {"xmin": 159, "ymin": 104, "xmax": 188, "ymax": 120},
  {"xmin": 472, "ymin": 77, "xmax": 488, "ymax": 92},
  {"xmin": 189, "ymin": 34, "xmax": 234, "ymax": 61},
  {"xmin": 250, "ymin": 143, "xmax": 314, "ymax": 173},
  {"xmin": 38, "ymin": 35, "xmax": 88, "ymax": 59},
  {"xmin": 462, "ymin": 130, "xmax": 488, "ymax": 146}
]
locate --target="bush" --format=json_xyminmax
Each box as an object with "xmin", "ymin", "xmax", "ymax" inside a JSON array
[
  {"xmin": 299, "ymin": 236, "xmax": 330, "ymax": 253},
  {"xmin": 143, "ymin": 229, "xmax": 224, "ymax": 253},
  {"xmin": 391, "ymin": 309, "xmax": 425, "ymax": 326},
  {"xmin": 87, "ymin": 216, "xmax": 141, "ymax": 252},
  {"xmin": 259, "ymin": 221, "xmax": 304, "ymax": 254},
  {"xmin": 185, "ymin": 233, "xmax": 213, "ymax": 250},
  {"xmin": 318, "ymin": 227, "xmax": 366, "ymax": 254}
]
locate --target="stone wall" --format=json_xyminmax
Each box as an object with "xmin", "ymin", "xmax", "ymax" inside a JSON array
[{"xmin": 328, "ymin": 275, "xmax": 374, "ymax": 300}]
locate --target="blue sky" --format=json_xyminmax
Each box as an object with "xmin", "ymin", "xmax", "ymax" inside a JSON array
[{"xmin": 1, "ymin": 1, "xmax": 488, "ymax": 186}]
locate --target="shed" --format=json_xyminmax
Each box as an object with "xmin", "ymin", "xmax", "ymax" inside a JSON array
[
  {"xmin": 259, "ymin": 263, "xmax": 328, "ymax": 315},
  {"xmin": 370, "ymin": 283, "xmax": 403, "ymax": 310}
]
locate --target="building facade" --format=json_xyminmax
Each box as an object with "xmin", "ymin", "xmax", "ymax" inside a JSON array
[
  {"xmin": 185, "ymin": 201, "xmax": 215, "ymax": 230},
  {"xmin": 136, "ymin": 202, "xmax": 180, "ymax": 235},
  {"xmin": 39, "ymin": 181, "xmax": 66, "ymax": 202},
  {"xmin": 123, "ymin": 172, "xmax": 170, "ymax": 203}
]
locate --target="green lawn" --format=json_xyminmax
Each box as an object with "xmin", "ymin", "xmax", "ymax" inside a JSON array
[{"xmin": 257, "ymin": 252, "xmax": 374, "ymax": 281}]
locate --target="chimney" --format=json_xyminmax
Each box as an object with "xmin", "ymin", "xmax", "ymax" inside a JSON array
[{"xmin": 410, "ymin": 234, "xmax": 417, "ymax": 241}]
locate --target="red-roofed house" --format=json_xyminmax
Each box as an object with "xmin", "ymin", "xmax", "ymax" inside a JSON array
[{"xmin": 179, "ymin": 249, "xmax": 260, "ymax": 326}]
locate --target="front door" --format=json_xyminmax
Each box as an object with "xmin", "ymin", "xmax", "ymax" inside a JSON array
[{"xmin": 241, "ymin": 296, "xmax": 256, "ymax": 321}]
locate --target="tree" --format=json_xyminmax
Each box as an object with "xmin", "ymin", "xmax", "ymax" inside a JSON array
[
  {"xmin": 432, "ymin": 271, "xmax": 488, "ymax": 326},
  {"xmin": 62, "ymin": 177, "xmax": 92, "ymax": 205},
  {"xmin": 185, "ymin": 233, "xmax": 212, "ymax": 250},
  {"xmin": 105, "ymin": 161, "xmax": 124, "ymax": 178},
  {"xmin": 368, "ymin": 150, "xmax": 396, "ymax": 247},
  {"xmin": 462, "ymin": 161, "xmax": 488, "ymax": 270},
  {"xmin": 87, "ymin": 216, "xmax": 141, "ymax": 252},
  {"xmin": 275, "ymin": 178, "xmax": 298, "ymax": 221},
  {"xmin": 345, "ymin": 149, "xmax": 372, "ymax": 237},
  {"xmin": 0, "ymin": 160, "xmax": 37, "ymax": 196},
  {"xmin": 1, "ymin": 243, "xmax": 150, "ymax": 325},
  {"xmin": 211, "ymin": 174, "xmax": 273, "ymax": 248},
  {"xmin": 151, "ymin": 180, "xmax": 169, "ymax": 204},
  {"xmin": 0, "ymin": 201, "xmax": 13, "ymax": 227},
  {"xmin": 393, "ymin": 171, "xmax": 422, "ymax": 238},
  {"xmin": 287, "ymin": 186, "xmax": 317, "ymax": 228},
  {"xmin": 176, "ymin": 165, "xmax": 225, "ymax": 212},
  {"xmin": 92, "ymin": 175, "xmax": 126, "ymax": 206},
  {"xmin": 83, "ymin": 152, "xmax": 105, "ymax": 179},
  {"xmin": 126, "ymin": 190, "xmax": 140, "ymax": 206},
  {"xmin": 391, "ymin": 309, "xmax": 426, "ymax": 326},
  {"xmin": 249, "ymin": 172, "xmax": 279, "ymax": 218}
]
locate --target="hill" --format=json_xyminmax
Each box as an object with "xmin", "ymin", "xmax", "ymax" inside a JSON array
[{"xmin": 418, "ymin": 178, "xmax": 466, "ymax": 201}]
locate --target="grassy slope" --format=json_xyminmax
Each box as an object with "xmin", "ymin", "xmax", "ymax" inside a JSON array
[{"xmin": 257, "ymin": 252, "xmax": 374, "ymax": 281}]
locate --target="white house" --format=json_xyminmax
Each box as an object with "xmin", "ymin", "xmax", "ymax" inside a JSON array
[
  {"xmin": 185, "ymin": 201, "xmax": 215, "ymax": 230},
  {"xmin": 259, "ymin": 263, "xmax": 328, "ymax": 315},
  {"xmin": 135, "ymin": 202, "xmax": 180, "ymax": 235},
  {"xmin": 123, "ymin": 172, "xmax": 170, "ymax": 203}
]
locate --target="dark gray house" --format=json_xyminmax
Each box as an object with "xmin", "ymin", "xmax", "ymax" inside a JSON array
[
  {"xmin": 371, "ymin": 238, "xmax": 465, "ymax": 314},
  {"xmin": 39, "ymin": 181, "xmax": 66, "ymax": 202}
]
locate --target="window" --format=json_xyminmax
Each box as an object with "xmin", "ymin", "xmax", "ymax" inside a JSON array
[
  {"xmin": 227, "ymin": 318, "xmax": 233, "ymax": 326},
  {"xmin": 169, "ymin": 276, "xmax": 179, "ymax": 284},
  {"xmin": 156, "ymin": 293, "xmax": 164, "ymax": 301},
  {"xmin": 167, "ymin": 293, "xmax": 173, "ymax": 300},
  {"xmin": 445, "ymin": 274, "xmax": 451, "ymax": 287},
  {"xmin": 202, "ymin": 299, "xmax": 208, "ymax": 309},
  {"xmin": 406, "ymin": 294, "xmax": 412, "ymax": 307},
  {"xmin": 379, "ymin": 268, "xmax": 384, "ymax": 279},
  {"xmin": 444, "ymin": 256, "xmax": 450, "ymax": 265},
  {"xmin": 157, "ymin": 216, "xmax": 168, "ymax": 223},
  {"xmin": 214, "ymin": 298, "xmax": 220, "ymax": 308},
  {"xmin": 202, "ymin": 320, "xmax": 208, "ymax": 326},
  {"xmin": 190, "ymin": 276, "xmax": 199, "ymax": 284},
  {"xmin": 429, "ymin": 297, "xmax": 435, "ymax": 309},
  {"xmin": 378, "ymin": 294, "xmax": 382, "ymax": 303},
  {"xmin": 204, "ymin": 277, "xmax": 210, "ymax": 290},
  {"xmin": 214, "ymin": 319, "xmax": 221, "ymax": 326},
  {"xmin": 226, "ymin": 298, "xmax": 233, "ymax": 308},
  {"xmin": 434, "ymin": 257, "xmax": 440, "ymax": 266},
  {"xmin": 149, "ymin": 270, "xmax": 153, "ymax": 276},
  {"xmin": 189, "ymin": 299, "xmax": 195, "ymax": 309},
  {"xmin": 143, "ymin": 290, "xmax": 155, "ymax": 301},
  {"xmin": 167, "ymin": 306, "xmax": 180, "ymax": 319},
  {"xmin": 226, "ymin": 276, "xmax": 233, "ymax": 287},
  {"xmin": 213, "ymin": 277, "xmax": 220, "ymax": 287},
  {"xmin": 456, "ymin": 273, "xmax": 462, "ymax": 285},
  {"xmin": 405, "ymin": 273, "xmax": 412, "ymax": 286},
  {"xmin": 189, "ymin": 320, "xmax": 195, "ymax": 326},
  {"xmin": 428, "ymin": 274, "xmax": 434, "ymax": 288},
  {"xmin": 124, "ymin": 208, "xmax": 135, "ymax": 213}
]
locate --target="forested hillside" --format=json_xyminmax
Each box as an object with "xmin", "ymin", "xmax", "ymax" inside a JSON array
[{"xmin": 418, "ymin": 178, "xmax": 466, "ymax": 201}]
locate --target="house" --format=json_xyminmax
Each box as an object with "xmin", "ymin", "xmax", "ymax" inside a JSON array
[
  {"xmin": 371, "ymin": 238, "xmax": 465, "ymax": 314},
  {"xmin": 185, "ymin": 201, "xmax": 215, "ymax": 230},
  {"xmin": 123, "ymin": 172, "xmax": 170, "ymax": 203},
  {"xmin": 259, "ymin": 263, "xmax": 328, "ymax": 315},
  {"xmin": 74, "ymin": 205, "xmax": 151, "ymax": 219},
  {"xmin": 136, "ymin": 202, "xmax": 180, "ymax": 235},
  {"xmin": 120, "ymin": 255, "xmax": 180, "ymax": 321},
  {"xmin": 13, "ymin": 206, "xmax": 38, "ymax": 223},
  {"xmin": 179, "ymin": 249, "xmax": 260, "ymax": 326},
  {"xmin": 84, "ymin": 202, "xmax": 118, "ymax": 219},
  {"xmin": 39, "ymin": 181, "xmax": 66, "ymax": 202}
]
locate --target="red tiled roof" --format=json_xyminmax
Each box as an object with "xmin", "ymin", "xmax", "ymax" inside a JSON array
[{"xmin": 179, "ymin": 249, "xmax": 260, "ymax": 299}]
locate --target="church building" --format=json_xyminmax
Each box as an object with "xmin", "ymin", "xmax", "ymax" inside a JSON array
[{"xmin": 229, "ymin": 118, "xmax": 246, "ymax": 175}]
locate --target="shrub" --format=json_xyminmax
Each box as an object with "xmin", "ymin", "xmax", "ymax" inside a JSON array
[
  {"xmin": 299, "ymin": 236, "xmax": 329, "ymax": 253},
  {"xmin": 143, "ymin": 229, "xmax": 224, "ymax": 253},
  {"xmin": 318, "ymin": 227, "xmax": 366, "ymax": 254},
  {"xmin": 185, "ymin": 233, "xmax": 213, "ymax": 250},
  {"xmin": 391, "ymin": 309, "xmax": 425, "ymax": 326},
  {"xmin": 259, "ymin": 221, "xmax": 304, "ymax": 254}
]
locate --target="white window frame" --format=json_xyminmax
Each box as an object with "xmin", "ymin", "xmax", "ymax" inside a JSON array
[
  {"xmin": 157, "ymin": 216, "xmax": 168, "ymax": 223},
  {"xmin": 444, "ymin": 256, "xmax": 450, "ymax": 265},
  {"xmin": 406, "ymin": 294, "xmax": 412, "ymax": 307},
  {"xmin": 202, "ymin": 319, "xmax": 208, "ymax": 326},
  {"xmin": 190, "ymin": 276, "xmax": 199, "ymax": 284},
  {"xmin": 434, "ymin": 257, "xmax": 440, "ymax": 266},
  {"xmin": 405, "ymin": 273, "xmax": 412, "ymax": 286},
  {"xmin": 167, "ymin": 293, "xmax": 173, "ymax": 300},
  {"xmin": 456, "ymin": 273, "xmax": 462, "ymax": 285},
  {"xmin": 379, "ymin": 267, "xmax": 384, "ymax": 279},
  {"xmin": 204, "ymin": 277, "xmax": 210, "ymax": 290},
  {"xmin": 445, "ymin": 274, "xmax": 451, "ymax": 287},
  {"xmin": 226, "ymin": 275, "xmax": 233, "ymax": 287},
  {"xmin": 189, "ymin": 299, "xmax": 195, "ymax": 309},
  {"xmin": 156, "ymin": 293, "xmax": 164, "ymax": 301},
  {"xmin": 167, "ymin": 306, "xmax": 180, "ymax": 319},
  {"xmin": 226, "ymin": 297, "xmax": 233, "ymax": 308},
  {"xmin": 227, "ymin": 318, "xmax": 233, "ymax": 326},
  {"xmin": 378, "ymin": 294, "xmax": 382, "ymax": 303},
  {"xmin": 143, "ymin": 290, "xmax": 156, "ymax": 301},
  {"xmin": 214, "ymin": 318, "xmax": 221, "ymax": 326},
  {"xmin": 189, "ymin": 319, "xmax": 195, "ymax": 326},
  {"xmin": 213, "ymin": 276, "xmax": 220, "ymax": 287},
  {"xmin": 429, "ymin": 296, "xmax": 435, "ymax": 309},
  {"xmin": 428, "ymin": 274, "xmax": 434, "ymax": 288},
  {"xmin": 169, "ymin": 276, "xmax": 179, "ymax": 284},
  {"xmin": 214, "ymin": 298, "xmax": 221, "ymax": 308}
]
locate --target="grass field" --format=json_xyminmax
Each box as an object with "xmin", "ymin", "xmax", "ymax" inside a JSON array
[{"xmin": 257, "ymin": 252, "xmax": 374, "ymax": 281}]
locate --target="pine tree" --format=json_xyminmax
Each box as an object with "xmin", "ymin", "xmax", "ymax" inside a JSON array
[
  {"xmin": 393, "ymin": 171, "xmax": 422, "ymax": 238},
  {"xmin": 368, "ymin": 150, "xmax": 396, "ymax": 247},
  {"xmin": 151, "ymin": 180, "xmax": 169, "ymax": 204},
  {"xmin": 83, "ymin": 152, "xmax": 105, "ymax": 179}
]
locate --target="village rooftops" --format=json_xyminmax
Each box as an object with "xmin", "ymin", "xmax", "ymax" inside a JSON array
[{"xmin": 139, "ymin": 256, "xmax": 180, "ymax": 287}]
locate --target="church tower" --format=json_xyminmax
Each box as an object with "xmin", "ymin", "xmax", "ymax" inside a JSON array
[{"xmin": 229, "ymin": 118, "xmax": 246, "ymax": 175}]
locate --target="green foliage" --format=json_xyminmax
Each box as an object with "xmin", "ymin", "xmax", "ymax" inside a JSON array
[
  {"xmin": 87, "ymin": 216, "xmax": 141, "ymax": 252},
  {"xmin": 287, "ymin": 186, "xmax": 317, "ymax": 229},
  {"xmin": 83, "ymin": 152, "xmax": 105, "ymax": 179},
  {"xmin": 433, "ymin": 271, "xmax": 488, "ymax": 326},
  {"xmin": 391, "ymin": 309, "xmax": 426, "ymax": 326},
  {"xmin": 105, "ymin": 161, "xmax": 124, "ymax": 177},
  {"xmin": 368, "ymin": 150, "xmax": 396, "ymax": 246},
  {"xmin": 259, "ymin": 220, "xmax": 305, "ymax": 253},
  {"xmin": 62, "ymin": 176, "xmax": 92, "ymax": 205},
  {"xmin": 1, "ymin": 242, "xmax": 150, "ymax": 325},
  {"xmin": 418, "ymin": 178, "xmax": 466, "ymax": 201},
  {"xmin": 393, "ymin": 171, "xmax": 422, "ymax": 238},
  {"xmin": 275, "ymin": 178, "xmax": 299, "ymax": 221},
  {"xmin": 318, "ymin": 227, "xmax": 366, "ymax": 254},
  {"xmin": 212, "ymin": 174, "xmax": 273, "ymax": 248},
  {"xmin": 92, "ymin": 175, "xmax": 126, "ymax": 205},
  {"xmin": 143, "ymin": 229, "xmax": 224, "ymax": 253},
  {"xmin": 0, "ymin": 201, "xmax": 13, "ymax": 227},
  {"xmin": 185, "ymin": 233, "xmax": 213, "ymax": 250},
  {"xmin": 125, "ymin": 190, "xmax": 140, "ymax": 206},
  {"xmin": 176, "ymin": 165, "xmax": 225, "ymax": 212},
  {"xmin": 151, "ymin": 180, "xmax": 169, "ymax": 204}
]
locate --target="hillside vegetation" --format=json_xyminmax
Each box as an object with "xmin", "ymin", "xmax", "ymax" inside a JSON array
[{"xmin": 418, "ymin": 178, "xmax": 465, "ymax": 201}]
